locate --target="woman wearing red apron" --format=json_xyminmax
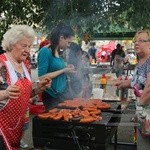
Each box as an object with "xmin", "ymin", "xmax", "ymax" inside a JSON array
[{"xmin": 0, "ymin": 25, "xmax": 51, "ymax": 150}]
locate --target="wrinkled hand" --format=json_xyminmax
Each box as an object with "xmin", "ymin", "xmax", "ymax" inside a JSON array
[
  {"xmin": 38, "ymin": 77, "xmax": 51, "ymax": 92},
  {"xmin": 114, "ymin": 79, "xmax": 123, "ymax": 89},
  {"xmin": 5, "ymin": 85, "xmax": 20, "ymax": 99}
]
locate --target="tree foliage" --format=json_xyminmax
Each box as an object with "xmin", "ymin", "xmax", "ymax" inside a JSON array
[
  {"xmin": 0, "ymin": 0, "xmax": 150, "ymax": 41},
  {"xmin": 0, "ymin": 0, "xmax": 43, "ymax": 41},
  {"xmin": 108, "ymin": 0, "xmax": 150, "ymax": 30}
]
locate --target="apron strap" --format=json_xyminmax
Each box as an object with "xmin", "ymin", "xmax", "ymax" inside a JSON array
[{"xmin": 4, "ymin": 53, "xmax": 31, "ymax": 84}]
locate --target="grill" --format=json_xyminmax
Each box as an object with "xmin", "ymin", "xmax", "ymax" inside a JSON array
[{"xmin": 33, "ymin": 102, "xmax": 121, "ymax": 150}]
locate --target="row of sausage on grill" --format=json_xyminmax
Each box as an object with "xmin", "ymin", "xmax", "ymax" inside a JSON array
[{"xmin": 38, "ymin": 98, "xmax": 111, "ymax": 123}]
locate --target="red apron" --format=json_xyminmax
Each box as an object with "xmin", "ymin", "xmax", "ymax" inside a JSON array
[{"xmin": 0, "ymin": 54, "xmax": 32, "ymax": 150}]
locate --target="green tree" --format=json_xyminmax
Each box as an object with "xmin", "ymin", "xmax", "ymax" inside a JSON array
[
  {"xmin": 0, "ymin": 0, "xmax": 44, "ymax": 41},
  {"xmin": 0, "ymin": 0, "xmax": 150, "ymax": 42},
  {"xmin": 107, "ymin": 0, "xmax": 150, "ymax": 30}
]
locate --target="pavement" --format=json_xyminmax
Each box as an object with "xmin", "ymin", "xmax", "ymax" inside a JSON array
[{"xmin": 22, "ymin": 69, "xmax": 137, "ymax": 150}]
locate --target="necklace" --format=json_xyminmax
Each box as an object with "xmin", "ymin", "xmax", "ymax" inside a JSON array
[{"xmin": 6, "ymin": 53, "xmax": 22, "ymax": 67}]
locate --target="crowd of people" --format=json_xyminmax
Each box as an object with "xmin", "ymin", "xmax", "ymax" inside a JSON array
[{"xmin": 0, "ymin": 23, "xmax": 150, "ymax": 150}]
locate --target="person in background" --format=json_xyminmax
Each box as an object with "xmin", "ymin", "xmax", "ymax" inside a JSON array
[
  {"xmin": 111, "ymin": 43, "xmax": 126, "ymax": 77},
  {"xmin": 115, "ymin": 30, "xmax": 150, "ymax": 150},
  {"xmin": 0, "ymin": 25, "xmax": 51, "ymax": 150},
  {"xmin": 83, "ymin": 32, "xmax": 91, "ymax": 45},
  {"xmin": 72, "ymin": 25, "xmax": 81, "ymax": 46},
  {"xmin": 67, "ymin": 42, "xmax": 83, "ymax": 97},
  {"xmin": 67, "ymin": 42, "xmax": 92, "ymax": 99},
  {"xmin": 125, "ymin": 51, "xmax": 137, "ymax": 65},
  {"xmin": 81, "ymin": 50, "xmax": 93, "ymax": 98},
  {"xmin": 37, "ymin": 23, "xmax": 75, "ymax": 111},
  {"xmin": 30, "ymin": 52, "xmax": 37, "ymax": 69},
  {"xmin": 100, "ymin": 50, "xmax": 107, "ymax": 62},
  {"xmin": 88, "ymin": 42, "xmax": 97, "ymax": 63},
  {"xmin": 107, "ymin": 50, "xmax": 111, "ymax": 62}
]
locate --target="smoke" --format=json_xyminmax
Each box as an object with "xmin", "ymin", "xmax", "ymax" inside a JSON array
[{"xmin": 64, "ymin": 42, "xmax": 92, "ymax": 98}]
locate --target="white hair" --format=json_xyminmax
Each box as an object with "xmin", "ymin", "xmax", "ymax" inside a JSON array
[{"xmin": 2, "ymin": 25, "xmax": 35, "ymax": 51}]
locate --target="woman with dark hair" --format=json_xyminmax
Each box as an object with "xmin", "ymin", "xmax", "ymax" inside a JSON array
[{"xmin": 37, "ymin": 23, "xmax": 75, "ymax": 111}]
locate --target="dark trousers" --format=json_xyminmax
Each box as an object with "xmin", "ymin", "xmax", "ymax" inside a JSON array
[{"xmin": 0, "ymin": 136, "xmax": 6, "ymax": 150}]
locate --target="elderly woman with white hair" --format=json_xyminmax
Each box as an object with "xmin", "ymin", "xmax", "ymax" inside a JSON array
[{"xmin": 0, "ymin": 25, "xmax": 51, "ymax": 150}]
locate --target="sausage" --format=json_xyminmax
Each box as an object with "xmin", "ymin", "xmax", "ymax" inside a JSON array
[
  {"xmin": 89, "ymin": 110, "xmax": 101, "ymax": 115},
  {"xmin": 71, "ymin": 108, "xmax": 81, "ymax": 117},
  {"xmin": 52, "ymin": 113, "xmax": 63, "ymax": 121},
  {"xmin": 83, "ymin": 107, "xmax": 98, "ymax": 112},
  {"xmin": 63, "ymin": 115, "xmax": 72, "ymax": 122},
  {"xmin": 49, "ymin": 108, "xmax": 58, "ymax": 113},
  {"xmin": 89, "ymin": 99, "xmax": 102, "ymax": 104},
  {"xmin": 48, "ymin": 113, "xmax": 57, "ymax": 119},
  {"xmin": 62, "ymin": 110, "xmax": 73, "ymax": 121},
  {"xmin": 82, "ymin": 103, "xmax": 97, "ymax": 108},
  {"xmin": 38, "ymin": 113, "xmax": 51, "ymax": 119},
  {"xmin": 80, "ymin": 117, "xmax": 96, "ymax": 123},
  {"xmin": 93, "ymin": 116, "xmax": 102, "ymax": 121},
  {"xmin": 91, "ymin": 113, "xmax": 97, "ymax": 118},
  {"xmin": 96, "ymin": 103, "xmax": 111, "ymax": 109},
  {"xmin": 80, "ymin": 110, "xmax": 90, "ymax": 117}
]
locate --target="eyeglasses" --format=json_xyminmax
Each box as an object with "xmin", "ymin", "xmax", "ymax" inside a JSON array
[{"xmin": 132, "ymin": 39, "xmax": 150, "ymax": 43}]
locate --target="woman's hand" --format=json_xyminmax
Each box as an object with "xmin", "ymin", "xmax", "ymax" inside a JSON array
[
  {"xmin": 5, "ymin": 85, "xmax": 20, "ymax": 99},
  {"xmin": 114, "ymin": 79, "xmax": 123, "ymax": 89},
  {"xmin": 38, "ymin": 77, "xmax": 51, "ymax": 92},
  {"xmin": 114, "ymin": 78, "xmax": 131, "ymax": 89},
  {"xmin": 64, "ymin": 64, "xmax": 76, "ymax": 73}
]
